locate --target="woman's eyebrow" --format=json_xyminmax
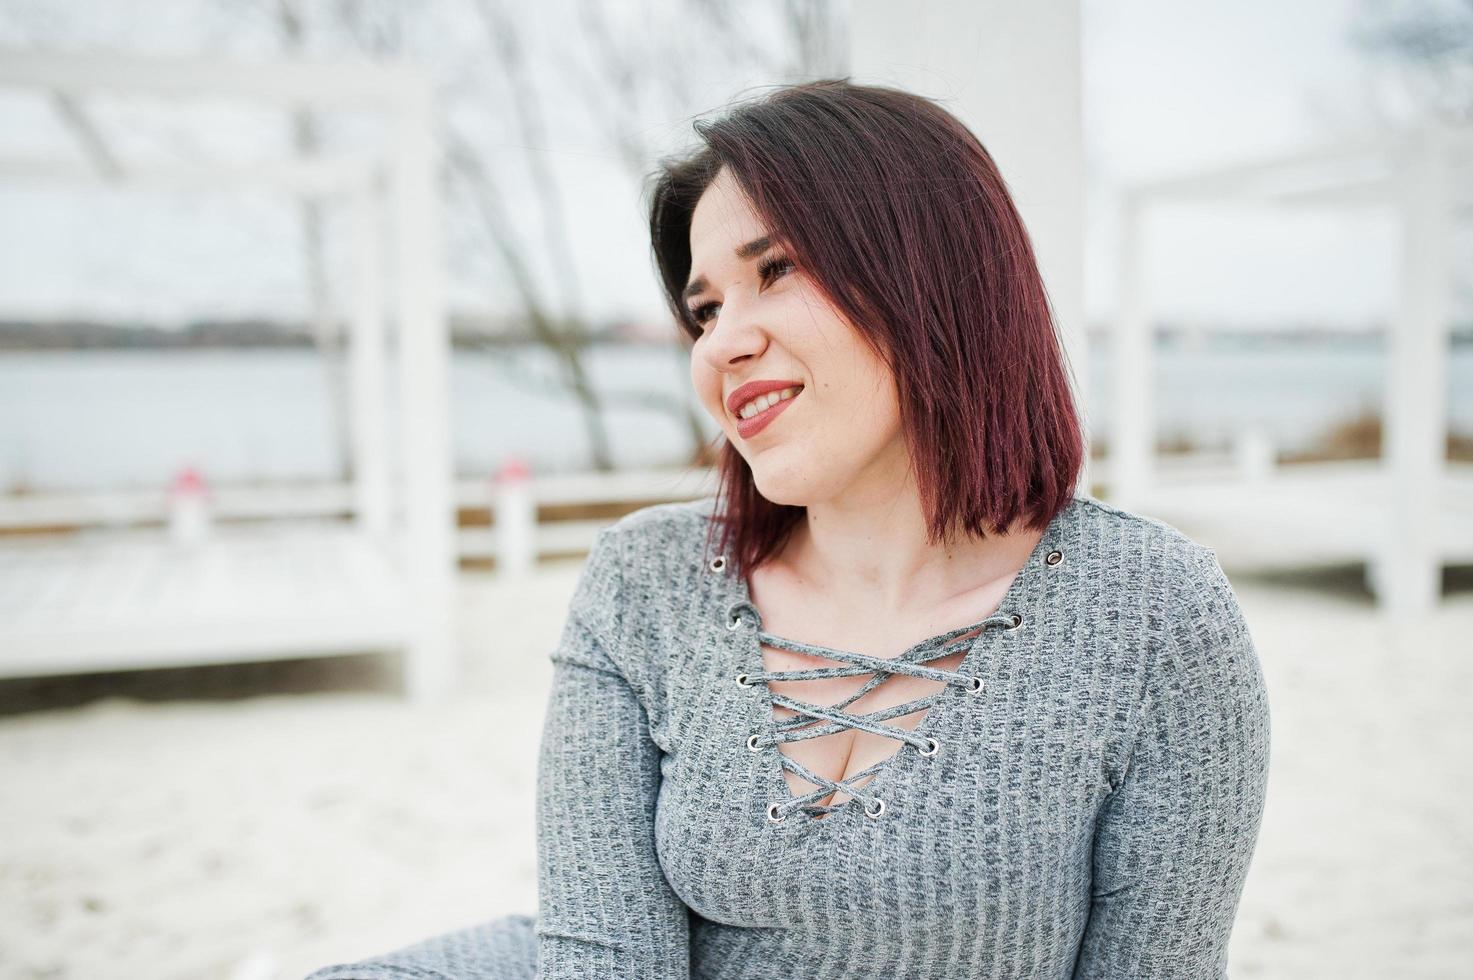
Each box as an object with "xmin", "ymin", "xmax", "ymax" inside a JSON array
[{"xmin": 682, "ymin": 235, "xmax": 773, "ymax": 302}]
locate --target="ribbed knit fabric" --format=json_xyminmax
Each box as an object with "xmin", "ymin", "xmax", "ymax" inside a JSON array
[{"xmin": 306, "ymin": 491, "xmax": 1271, "ymax": 980}]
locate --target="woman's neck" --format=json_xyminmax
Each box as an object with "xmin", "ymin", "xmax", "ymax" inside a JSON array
[{"xmin": 781, "ymin": 494, "xmax": 1043, "ymax": 620}]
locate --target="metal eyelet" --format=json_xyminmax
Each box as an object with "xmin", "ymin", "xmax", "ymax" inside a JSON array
[
  {"xmin": 766, "ymin": 802, "xmax": 786, "ymax": 823},
  {"xmin": 747, "ymin": 733, "xmax": 762, "ymax": 752},
  {"xmin": 917, "ymin": 737, "xmax": 940, "ymax": 758},
  {"xmin": 735, "ymin": 672, "xmax": 754, "ymax": 687},
  {"xmin": 864, "ymin": 798, "xmax": 886, "ymax": 819},
  {"xmin": 1007, "ymin": 613, "xmax": 1023, "ymax": 630},
  {"xmin": 709, "ymin": 554, "xmax": 727, "ymax": 572},
  {"xmin": 1045, "ymin": 549, "xmax": 1063, "ymax": 566},
  {"xmin": 968, "ymin": 676, "xmax": 986, "ymax": 695}
]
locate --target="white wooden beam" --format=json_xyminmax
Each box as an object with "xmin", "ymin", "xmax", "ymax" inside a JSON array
[{"xmin": 1129, "ymin": 133, "xmax": 1397, "ymax": 202}]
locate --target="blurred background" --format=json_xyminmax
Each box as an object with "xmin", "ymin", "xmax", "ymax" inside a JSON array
[{"xmin": 0, "ymin": 1, "xmax": 1469, "ymax": 977}]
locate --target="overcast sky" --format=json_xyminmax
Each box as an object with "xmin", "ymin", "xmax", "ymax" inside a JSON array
[{"xmin": 0, "ymin": 0, "xmax": 1461, "ymax": 331}]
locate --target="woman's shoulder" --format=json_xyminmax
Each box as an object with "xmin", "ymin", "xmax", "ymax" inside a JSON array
[
  {"xmin": 1057, "ymin": 491, "xmax": 1222, "ymax": 586},
  {"xmin": 1069, "ymin": 490, "xmax": 1209, "ymax": 552},
  {"xmin": 1069, "ymin": 493, "xmax": 1260, "ymax": 683},
  {"xmin": 572, "ymin": 495, "xmax": 724, "ymax": 634},
  {"xmin": 602, "ymin": 495, "xmax": 719, "ymax": 547},
  {"xmin": 587, "ymin": 497, "xmax": 720, "ymax": 594},
  {"xmin": 1048, "ymin": 493, "xmax": 1251, "ymax": 664}
]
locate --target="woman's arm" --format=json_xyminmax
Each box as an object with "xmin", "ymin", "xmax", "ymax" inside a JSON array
[
  {"xmin": 533, "ymin": 527, "xmax": 691, "ymax": 979},
  {"xmin": 1072, "ymin": 544, "xmax": 1272, "ymax": 979}
]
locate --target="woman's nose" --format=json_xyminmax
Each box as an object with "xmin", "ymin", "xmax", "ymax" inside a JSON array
[{"xmin": 701, "ymin": 296, "xmax": 767, "ymax": 366}]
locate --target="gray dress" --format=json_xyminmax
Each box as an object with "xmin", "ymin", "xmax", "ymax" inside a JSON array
[{"xmin": 306, "ymin": 492, "xmax": 1272, "ymax": 979}]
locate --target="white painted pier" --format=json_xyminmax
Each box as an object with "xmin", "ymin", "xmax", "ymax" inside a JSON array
[{"xmin": 0, "ymin": 51, "xmax": 456, "ymax": 701}]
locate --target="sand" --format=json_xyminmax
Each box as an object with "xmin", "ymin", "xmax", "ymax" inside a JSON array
[{"xmin": 1, "ymin": 559, "xmax": 1470, "ymax": 979}]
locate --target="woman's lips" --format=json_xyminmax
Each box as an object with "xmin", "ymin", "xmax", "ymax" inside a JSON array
[{"xmin": 734, "ymin": 389, "xmax": 800, "ymax": 439}]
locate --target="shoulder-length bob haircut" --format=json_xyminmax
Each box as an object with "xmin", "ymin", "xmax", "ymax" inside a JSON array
[{"xmin": 646, "ymin": 78, "xmax": 1086, "ymax": 579}]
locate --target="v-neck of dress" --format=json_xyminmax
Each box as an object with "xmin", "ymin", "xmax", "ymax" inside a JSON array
[{"xmin": 725, "ymin": 496, "xmax": 1078, "ymax": 827}]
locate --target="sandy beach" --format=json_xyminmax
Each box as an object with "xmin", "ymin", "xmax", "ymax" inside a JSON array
[{"xmin": 1, "ymin": 558, "xmax": 1470, "ymax": 979}]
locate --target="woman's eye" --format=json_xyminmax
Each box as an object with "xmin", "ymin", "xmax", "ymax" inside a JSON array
[
  {"xmin": 688, "ymin": 302, "xmax": 718, "ymax": 327},
  {"xmin": 758, "ymin": 254, "xmax": 793, "ymax": 284},
  {"xmin": 685, "ymin": 254, "xmax": 793, "ymax": 332}
]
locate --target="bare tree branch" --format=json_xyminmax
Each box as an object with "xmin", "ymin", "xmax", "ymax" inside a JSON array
[
  {"xmin": 48, "ymin": 93, "xmax": 123, "ymax": 179},
  {"xmin": 1349, "ymin": 0, "xmax": 1473, "ymax": 124}
]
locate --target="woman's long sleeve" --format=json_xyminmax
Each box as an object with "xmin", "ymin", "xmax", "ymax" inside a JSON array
[
  {"xmin": 1072, "ymin": 545, "xmax": 1272, "ymax": 980},
  {"xmin": 533, "ymin": 528, "xmax": 692, "ymax": 979}
]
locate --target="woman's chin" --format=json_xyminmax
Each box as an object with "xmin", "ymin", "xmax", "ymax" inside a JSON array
[{"xmin": 746, "ymin": 460, "xmax": 825, "ymax": 508}]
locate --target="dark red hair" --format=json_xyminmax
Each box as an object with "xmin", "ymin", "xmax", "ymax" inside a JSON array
[{"xmin": 646, "ymin": 78, "xmax": 1085, "ymax": 578}]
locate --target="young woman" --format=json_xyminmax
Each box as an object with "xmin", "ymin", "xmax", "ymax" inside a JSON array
[{"xmin": 309, "ymin": 78, "xmax": 1270, "ymax": 980}]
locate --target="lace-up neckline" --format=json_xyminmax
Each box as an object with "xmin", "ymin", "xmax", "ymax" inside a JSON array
[
  {"xmin": 711, "ymin": 519, "xmax": 1069, "ymax": 827},
  {"xmin": 728, "ymin": 600, "xmax": 1021, "ymax": 822}
]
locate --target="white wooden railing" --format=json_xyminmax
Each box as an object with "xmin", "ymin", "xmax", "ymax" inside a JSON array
[{"xmin": 0, "ymin": 465, "xmax": 723, "ymax": 568}]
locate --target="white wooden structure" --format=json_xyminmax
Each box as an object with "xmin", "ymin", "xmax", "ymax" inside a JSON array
[
  {"xmin": 0, "ymin": 52, "xmax": 456, "ymax": 700},
  {"xmin": 1109, "ymin": 124, "xmax": 1473, "ymax": 616}
]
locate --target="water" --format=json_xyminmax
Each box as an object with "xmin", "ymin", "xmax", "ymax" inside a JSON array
[{"xmin": 1, "ymin": 337, "xmax": 1469, "ymax": 492}]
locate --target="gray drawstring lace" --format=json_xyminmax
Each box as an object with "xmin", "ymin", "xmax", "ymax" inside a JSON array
[{"xmin": 726, "ymin": 597, "xmax": 1023, "ymax": 823}]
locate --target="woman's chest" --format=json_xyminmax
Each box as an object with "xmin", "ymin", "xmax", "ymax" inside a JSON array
[
  {"xmin": 745, "ymin": 569, "xmax": 1021, "ymax": 818},
  {"xmin": 651, "ymin": 614, "xmax": 1124, "ymax": 931},
  {"xmin": 759, "ymin": 637, "xmax": 975, "ymax": 817}
]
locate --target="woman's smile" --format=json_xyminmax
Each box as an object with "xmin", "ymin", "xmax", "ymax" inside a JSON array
[{"xmin": 735, "ymin": 385, "xmax": 802, "ymax": 439}]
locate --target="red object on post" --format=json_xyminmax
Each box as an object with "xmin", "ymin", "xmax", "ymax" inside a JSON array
[
  {"xmin": 167, "ymin": 464, "xmax": 212, "ymax": 544},
  {"xmin": 169, "ymin": 465, "xmax": 210, "ymax": 499},
  {"xmin": 496, "ymin": 456, "xmax": 531, "ymax": 485}
]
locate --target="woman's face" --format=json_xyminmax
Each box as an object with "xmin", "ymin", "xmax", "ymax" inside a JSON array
[{"xmin": 685, "ymin": 166, "xmax": 908, "ymax": 508}]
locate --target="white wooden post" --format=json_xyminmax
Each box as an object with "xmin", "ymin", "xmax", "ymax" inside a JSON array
[
  {"xmin": 348, "ymin": 183, "xmax": 391, "ymax": 539},
  {"xmin": 1371, "ymin": 128, "xmax": 1451, "ymax": 616},
  {"xmin": 1235, "ymin": 425, "xmax": 1275, "ymax": 484},
  {"xmin": 1112, "ymin": 191, "xmax": 1153, "ymax": 509},
  {"xmin": 391, "ymin": 81, "xmax": 456, "ymax": 702},
  {"xmin": 495, "ymin": 458, "xmax": 536, "ymax": 578}
]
